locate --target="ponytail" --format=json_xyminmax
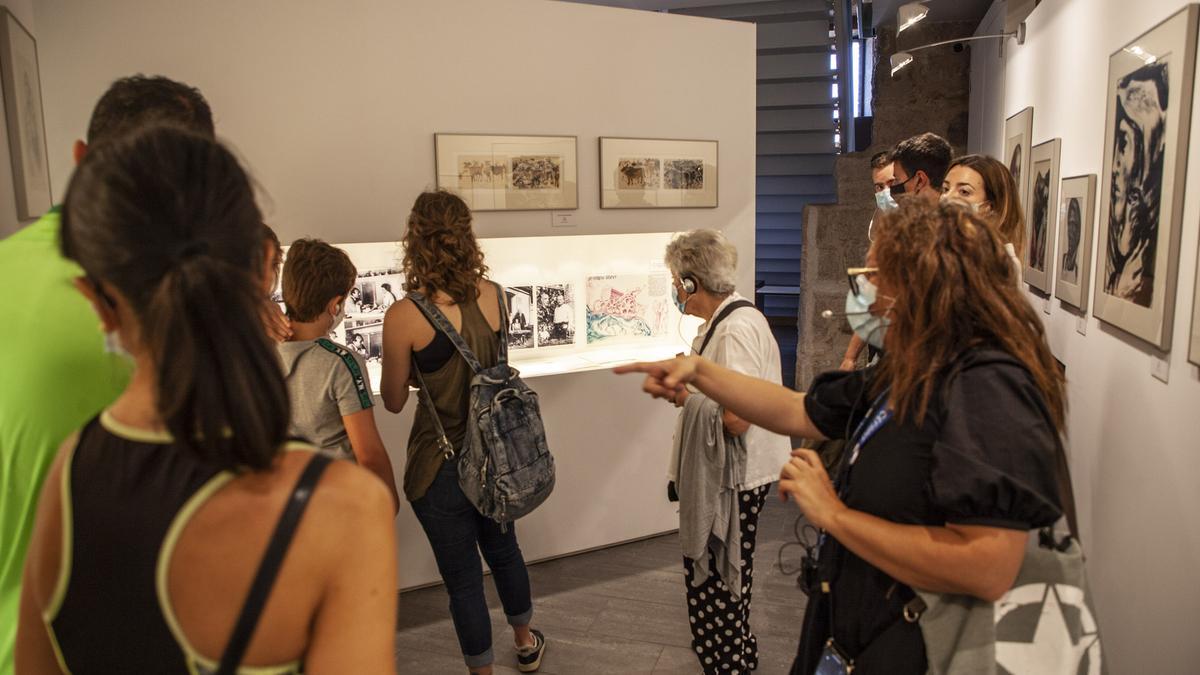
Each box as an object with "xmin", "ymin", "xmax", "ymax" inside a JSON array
[
  {"xmin": 147, "ymin": 256, "xmax": 288, "ymax": 470},
  {"xmin": 61, "ymin": 124, "xmax": 290, "ymax": 472}
]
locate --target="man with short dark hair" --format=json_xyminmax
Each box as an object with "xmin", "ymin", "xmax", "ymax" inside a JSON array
[
  {"xmin": 870, "ymin": 150, "xmax": 895, "ymax": 195},
  {"xmin": 890, "ymin": 132, "xmax": 953, "ymax": 204},
  {"xmin": 0, "ymin": 75, "xmax": 214, "ymax": 674}
]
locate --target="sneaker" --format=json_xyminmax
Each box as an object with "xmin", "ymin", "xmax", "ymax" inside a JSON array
[{"xmin": 516, "ymin": 629, "xmax": 546, "ymax": 673}]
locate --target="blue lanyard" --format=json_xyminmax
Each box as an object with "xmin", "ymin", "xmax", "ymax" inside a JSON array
[
  {"xmin": 820, "ymin": 388, "xmax": 893, "ymax": 555},
  {"xmin": 848, "ymin": 394, "xmax": 892, "ymax": 466},
  {"xmin": 834, "ymin": 389, "xmax": 892, "ymax": 495}
]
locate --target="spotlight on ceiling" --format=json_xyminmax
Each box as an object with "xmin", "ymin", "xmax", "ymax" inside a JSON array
[
  {"xmin": 891, "ymin": 52, "xmax": 915, "ymax": 76},
  {"xmin": 898, "ymin": 2, "xmax": 930, "ymax": 34}
]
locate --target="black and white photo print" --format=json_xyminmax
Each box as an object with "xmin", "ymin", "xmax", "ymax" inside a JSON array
[
  {"xmin": 536, "ymin": 283, "xmax": 575, "ymax": 347},
  {"xmin": 505, "ymin": 285, "xmax": 535, "ymax": 349}
]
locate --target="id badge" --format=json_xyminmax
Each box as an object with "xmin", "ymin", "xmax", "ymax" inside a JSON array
[{"xmin": 813, "ymin": 639, "xmax": 854, "ymax": 675}]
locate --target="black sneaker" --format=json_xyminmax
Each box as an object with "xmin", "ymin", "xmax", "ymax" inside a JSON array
[{"xmin": 516, "ymin": 629, "xmax": 546, "ymax": 673}]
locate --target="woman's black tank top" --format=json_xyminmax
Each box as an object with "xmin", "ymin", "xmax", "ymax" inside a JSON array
[{"xmin": 44, "ymin": 412, "xmax": 305, "ymax": 674}]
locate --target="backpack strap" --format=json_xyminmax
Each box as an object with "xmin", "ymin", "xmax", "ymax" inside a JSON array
[
  {"xmin": 314, "ymin": 338, "xmax": 372, "ymax": 410},
  {"xmin": 698, "ymin": 300, "xmax": 756, "ymax": 356},
  {"xmin": 406, "ymin": 289, "xmax": 489, "ymax": 374},
  {"xmin": 410, "ymin": 364, "xmax": 457, "ymax": 460},
  {"xmin": 406, "ymin": 283, "xmax": 507, "ymax": 461},
  {"xmin": 215, "ymin": 452, "xmax": 332, "ymax": 675}
]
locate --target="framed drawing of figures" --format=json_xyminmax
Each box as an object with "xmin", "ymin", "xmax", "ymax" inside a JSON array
[
  {"xmin": 435, "ymin": 134, "xmax": 578, "ymax": 211},
  {"xmin": 1054, "ymin": 174, "xmax": 1098, "ymax": 311},
  {"xmin": 599, "ymin": 137, "xmax": 718, "ymax": 208},
  {"xmin": 1024, "ymin": 138, "xmax": 1061, "ymax": 294},
  {"xmin": 0, "ymin": 8, "xmax": 52, "ymax": 219},
  {"xmin": 1093, "ymin": 5, "xmax": 1199, "ymax": 350},
  {"xmin": 1004, "ymin": 107, "xmax": 1033, "ymax": 217}
]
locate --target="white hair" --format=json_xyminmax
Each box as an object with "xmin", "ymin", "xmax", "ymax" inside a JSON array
[{"xmin": 664, "ymin": 229, "xmax": 738, "ymax": 294}]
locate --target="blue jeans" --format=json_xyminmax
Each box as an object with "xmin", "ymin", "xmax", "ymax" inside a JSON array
[{"xmin": 411, "ymin": 460, "xmax": 534, "ymax": 668}]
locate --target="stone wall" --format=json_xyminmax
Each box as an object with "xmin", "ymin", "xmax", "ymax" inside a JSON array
[{"xmin": 795, "ymin": 21, "xmax": 973, "ymax": 388}]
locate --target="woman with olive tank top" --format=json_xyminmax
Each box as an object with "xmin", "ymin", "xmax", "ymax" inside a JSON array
[{"xmin": 381, "ymin": 191, "xmax": 546, "ymax": 675}]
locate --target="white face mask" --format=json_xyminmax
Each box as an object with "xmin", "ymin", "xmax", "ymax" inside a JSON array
[
  {"xmin": 103, "ymin": 329, "xmax": 133, "ymax": 361},
  {"xmin": 329, "ymin": 303, "xmax": 346, "ymax": 336},
  {"xmin": 875, "ymin": 188, "xmax": 899, "ymax": 212},
  {"xmin": 941, "ymin": 194, "xmax": 988, "ymax": 214}
]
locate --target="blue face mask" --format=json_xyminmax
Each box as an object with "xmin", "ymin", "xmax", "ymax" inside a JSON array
[
  {"xmin": 671, "ymin": 283, "xmax": 689, "ymax": 314},
  {"xmin": 875, "ymin": 188, "xmax": 899, "ymax": 212},
  {"xmin": 845, "ymin": 276, "xmax": 891, "ymax": 349}
]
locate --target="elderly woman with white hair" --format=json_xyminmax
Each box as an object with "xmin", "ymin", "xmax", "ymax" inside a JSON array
[{"xmin": 663, "ymin": 229, "xmax": 791, "ymax": 674}]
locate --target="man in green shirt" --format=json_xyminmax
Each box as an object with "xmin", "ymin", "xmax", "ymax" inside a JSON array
[{"xmin": 0, "ymin": 75, "xmax": 214, "ymax": 675}]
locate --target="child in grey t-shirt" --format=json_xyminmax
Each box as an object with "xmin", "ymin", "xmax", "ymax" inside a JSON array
[
  {"xmin": 278, "ymin": 238, "xmax": 400, "ymax": 512},
  {"xmin": 277, "ymin": 338, "xmax": 372, "ymax": 460}
]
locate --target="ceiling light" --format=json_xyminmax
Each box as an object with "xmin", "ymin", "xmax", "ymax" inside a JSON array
[
  {"xmin": 898, "ymin": 2, "xmax": 929, "ymax": 33},
  {"xmin": 891, "ymin": 52, "xmax": 914, "ymax": 76}
]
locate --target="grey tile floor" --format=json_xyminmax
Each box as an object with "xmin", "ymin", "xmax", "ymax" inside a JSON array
[{"xmin": 395, "ymin": 490, "xmax": 811, "ymax": 674}]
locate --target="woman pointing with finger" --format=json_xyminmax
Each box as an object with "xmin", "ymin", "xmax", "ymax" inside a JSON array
[{"xmin": 616, "ymin": 200, "xmax": 1067, "ymax": 675}]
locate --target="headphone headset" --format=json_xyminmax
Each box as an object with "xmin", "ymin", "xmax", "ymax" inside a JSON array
[{"xmin": 680, "ymin": 276, "xmax": 697, "ymax": 294}]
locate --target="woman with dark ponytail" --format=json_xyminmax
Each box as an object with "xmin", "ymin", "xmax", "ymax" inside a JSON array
[{"xmin": 16, "ymin": 125, "xmax": 397, "ymax": 674}]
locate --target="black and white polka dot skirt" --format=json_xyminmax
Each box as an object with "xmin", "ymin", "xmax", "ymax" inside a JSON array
[{"xmin": 683, "ymin": 484, "xmax": 770, "ymax": 674}]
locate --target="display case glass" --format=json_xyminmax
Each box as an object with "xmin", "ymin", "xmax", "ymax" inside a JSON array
[{"xmin": 276, "ymin": 233, "xmax": 703, "ymax": 392}]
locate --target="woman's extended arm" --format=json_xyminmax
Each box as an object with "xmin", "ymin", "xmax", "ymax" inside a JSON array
[
  {"xmin": 615, "ymin": 355, "xmax": 827, "ymax": 440},
  {"xmin": 780, "ymin": 449, "xmax": 1026, "ymax": 601},
  {"xmin": 379, "ymin": 303, "xmax": 413, "ymax": 414}
]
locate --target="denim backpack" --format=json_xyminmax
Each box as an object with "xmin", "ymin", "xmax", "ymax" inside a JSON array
[{"xmin": 407, "ymin": 282, "xmax": 555, "ymax": 524}]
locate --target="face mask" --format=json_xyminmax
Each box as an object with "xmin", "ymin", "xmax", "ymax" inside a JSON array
[
  {"xmin": 875, "ymin": 188, "xmax": 898, "ymax": 212},
  {"xmin": 329, "ymin": 304, "xmax": 346, "ymax": 335},
  {"xmin": 671, "ymin": 284, "xmax": 689, "ymax": 314},
  {"xmin": 941, "ymin": 194, "xmax": 986, "ymax": 213},
  {"xmin": 845, "ymin": 277, "xmax": 891, "ymax": 350},
  {"xmin": 103, "ymin": 329, "xmax": 133, "ymax": 361}
]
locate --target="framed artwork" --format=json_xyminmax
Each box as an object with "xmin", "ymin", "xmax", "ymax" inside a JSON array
[
  {"xmin": 1024, "ymin": 138, "xmax": 1061, "ymax": 294},
  {"xmin": 1190, "ymin": 251, "xmax": 1200, "ymax": 366},
  {"xmin": 0, "ymin": 8, "xmax": 52, "ymax": 219},
  {"xmin": 599, "ymin": 137, "xmax": 718, "ymax": 208},
  {"xmin": 1054, "ymin": 174, "xmax": 1098, "ymax": 311},
  {"xmin": 434, "ymin": 133, "xmax": 577, "ymax": 211},
  {"xmin": 1093, "ymin": 5, "xmax": 1199, "ymax": 350},
  {"xmin": 1004, "ymin": 107, "xmax": 1034, "ymax": 218}
]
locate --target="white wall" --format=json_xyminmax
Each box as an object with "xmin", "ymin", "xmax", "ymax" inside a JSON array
[
  {"xmin": 967, "ymin": 0, "xmax": 1007, "ymax": 154},
  {"xmin": 0, "ymin": 0, "xmax": 39, "ymax": 237},
  {"xmin": 30, "ymin": 0, "xmax": 757, "ymax": 589},
  {"xmin": 971, "ymin": 0, "xmax": 1200, "ymax": 671}
]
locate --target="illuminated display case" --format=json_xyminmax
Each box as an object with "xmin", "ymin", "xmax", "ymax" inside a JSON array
[{"xmin": 277, "ymin": 232, "xmax": 703, "ymax": 392}]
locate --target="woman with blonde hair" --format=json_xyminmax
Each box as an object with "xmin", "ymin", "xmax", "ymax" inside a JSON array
[
  {"xmin": 381, "ymin": 191, "xmax": 545, "ymax": 675},
  {"xmin": 618, "ymin": 200, "xmax": 1067, "ymax": 674}
]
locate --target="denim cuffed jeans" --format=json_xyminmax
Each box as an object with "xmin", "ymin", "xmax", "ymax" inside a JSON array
[{"xmin": 411, "ymin": 460, "xmax": 534, "ymax": 668}]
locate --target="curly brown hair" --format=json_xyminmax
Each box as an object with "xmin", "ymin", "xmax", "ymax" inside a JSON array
[
  {"xmin": 871, "ymin": 199, "xmax": 1065, "ymax": 432},
  {"xmin": 948, "ymin": 154, "xmax": 1026, "ymax": 259},
  {"xmin": 281, "ymin": 238, "xmax": 356, "ymax": 322},
  {"xmin": 402, "ymin": 191, "xmax": 489, "ymax": 303}
]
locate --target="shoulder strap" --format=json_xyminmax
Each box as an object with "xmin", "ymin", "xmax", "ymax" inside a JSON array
[
  {"xmin": 698, "ymin": 300, "xmax": 756, "ymax": 356},
  {"xmin": 406, "ymin": 290, "xmax": 488, "ymax": 374},
  {"xmin": 1053, "ymin": 438, "xmax": 1081, "ymax": 542},
  {"xmin": 216, "ymin": 453, "xmax": 332, "ymax": 675},
  {"xmin": 410, "ymin": 363, "xmax": 457, "ymax": 460},
  {"xmin": 314, "ymin": 338, "xmax": 372, "ymax": 410}
]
